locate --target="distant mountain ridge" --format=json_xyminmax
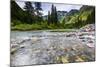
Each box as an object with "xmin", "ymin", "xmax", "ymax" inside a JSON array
[
  {"xmin": 43, "ymin": 10, "xmax": 79, "ymax": 21},
  {"xmin": 67, "ymin": 9, "xmax": 79, "ymax": 16}
]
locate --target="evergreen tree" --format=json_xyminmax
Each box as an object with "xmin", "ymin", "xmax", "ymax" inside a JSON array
[
  {"xmin": 35, "ymin": 2, "xmax": 42, "ymax": 11},
  {"xmin": 86, "ymin": 7, "xmax": 95, "ymax": 24},
  {"xmin": 11, "ymin": 1, "xmax": 34, "ymax": 24},
  {"xmin": 24, "ymin": 2, "xmax": 34, "ymax": 15},
  {"xmin": 34, "ymin": 2, "xmax": 43, "ymax": 22},
  {"xmin": 47, "ymin": 11, "xmax": 51, "ymax": 25},
  {"xmin": 51, "ymin": 4, "xmax": 55, "ymax": 24},
  {"xmin": 50, "ymin": 4, "xmax": 58, "ymax": 24},
  {"xmin": 24, "ymin": 1, "xmax": 35, "ymax": 24},
  {"xmin": 54, "ymin": 6, "xmax": 58, "ymax": 24}
]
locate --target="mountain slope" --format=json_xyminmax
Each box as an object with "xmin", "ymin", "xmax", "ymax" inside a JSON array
[
  {"xmin": 61, "ymin": 5, "xmax": 95, "ymax": 29},
  {"xmin": 11, "ymin": 1, "xmax": 35, "ymax": 25}
]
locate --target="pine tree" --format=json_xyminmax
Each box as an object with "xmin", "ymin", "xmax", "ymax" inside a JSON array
[
  {"xmin": 24, "ymin": 2, "xmax": 34, "ymax": 15},
  {"xmin": 54, "ymin": 6, "xmax": 58, "ymax": 24},
  {"xmin": 48, "ymin": 11, "xmax": 51, "ymax": 25},
  {"xmin": 34, "ymin": 2, "xmax": 43, "ymax": 22},
  {"xmin": 51, "ymin": 4, "xmax": 55, "ymax": 24},
  {"xmin": 24, "ymin": 1, "xmax": 35, "ymax": 24},
  {"xmin": 50, "ymin": 4, "xmax": 58, "ymax": 24}
]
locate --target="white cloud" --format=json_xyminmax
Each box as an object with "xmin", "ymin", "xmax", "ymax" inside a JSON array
[
  {"xmin": 15, "ymin": 1, "xmax": 82, "ymax": 16},
  {"xmin": 16, "ymin": 1, "xmax": 25, "ymax": 9},
  {"xmin": 54, "ymin": 4, "xmax": 82, "ymax": 12}
]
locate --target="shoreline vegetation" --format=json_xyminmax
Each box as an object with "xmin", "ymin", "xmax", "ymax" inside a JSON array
[
  {"xmin": 11, "ymin": 28, "xmax": 78, "ymax": 32},
  {"xmin": 11, "ymin": 23, "xmax": 79, "ymax": 31},
  {"xmin": 11, "ymin": 1, "xmax": 95, "ymax": 31}
]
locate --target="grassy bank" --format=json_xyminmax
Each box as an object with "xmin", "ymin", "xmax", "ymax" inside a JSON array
[
  {"xmin": 11, "ymin": 23, "xmax": 79, "ymax": 32},
  {"xmin": 11, "ymin": 23, "xmax": 62, "ymax": 30}
]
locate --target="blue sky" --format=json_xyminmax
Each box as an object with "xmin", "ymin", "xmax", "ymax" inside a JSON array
[{"xmin": 16, "ymin": 1, "xmax": 82, "ymax": 16}]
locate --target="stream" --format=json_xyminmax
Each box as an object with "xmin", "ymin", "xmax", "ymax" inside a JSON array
[{"xmin": 11, "ymin": 31, "xmax": 95, "ymax": 66}]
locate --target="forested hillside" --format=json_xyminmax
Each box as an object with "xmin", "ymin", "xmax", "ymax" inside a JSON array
[{"xmin": 61, "ymin": 5, "xmax": 95, "ymax": 28}]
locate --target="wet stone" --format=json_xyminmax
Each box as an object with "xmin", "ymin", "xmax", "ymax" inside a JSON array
[{"xmin": 11, "ymin": 30, "xmax": 95, "ymax": 66}]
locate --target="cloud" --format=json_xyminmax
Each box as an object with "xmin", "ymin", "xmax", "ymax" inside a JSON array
[
  {"xmin": 15, "ymin": 1, "xmax": 82, "ymax": 16},
  {"xmin": 16, "ymin": 1, "xmax": 25, "ymax": 9},
  {"xmin": 54, "ymin": 4, "xmax": 82, "ymax": 12}
]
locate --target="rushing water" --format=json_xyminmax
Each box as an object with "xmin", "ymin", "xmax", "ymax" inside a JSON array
[{"xmin": 11, "ymin": 31, "xmax": 95, "ymax": 66}]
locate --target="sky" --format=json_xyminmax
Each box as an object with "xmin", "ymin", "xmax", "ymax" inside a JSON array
[{"xmin": 16, "ymin": 1, "xmax": 82, "ymax": 16}]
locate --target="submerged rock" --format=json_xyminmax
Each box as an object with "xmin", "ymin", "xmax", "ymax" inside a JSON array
[{"xmin": 11, "ymin": 30, "xmax": 95, "ymax": 66}]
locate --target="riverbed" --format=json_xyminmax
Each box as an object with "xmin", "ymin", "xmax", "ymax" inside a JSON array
[{"xmin": 11, "ymin": 30, "xmax": 95, "ymax": 66}]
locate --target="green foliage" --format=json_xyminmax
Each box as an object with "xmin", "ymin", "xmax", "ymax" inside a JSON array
[
  {"xmin": 11, "ymin": 1, "xmax": 95, "ymax": 30},
  {"xmin": 34, "ymin": 2, "xmax": 43, "ymax": 22},
  {"xmin": 11, "ymin": 20, "xmax": 22, "ymax": 26},
  {"xmin": 12, "ymin": 23, "xmax": 42, "ymax": 31},
  {"xmin": 35, "ymin": 2, "xmax": 42, "ymax": 11},
  {"xmin": 47, "ymin": 24, "xmax": 57, "ymax": 29},
  {"xmin": 49, "ymin": 4, "xmax": 58, "ymax": 24},
  {"xmin": 61, "ymin": 5, "xmax": 95, "ymax": 29},
  {"xmin": 47, "ymin": 11, "xmax": 51, "ymax": 25},
  {"xmin": 24, "ymin": 2, "xmax": 34, "ymax": 14}
]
